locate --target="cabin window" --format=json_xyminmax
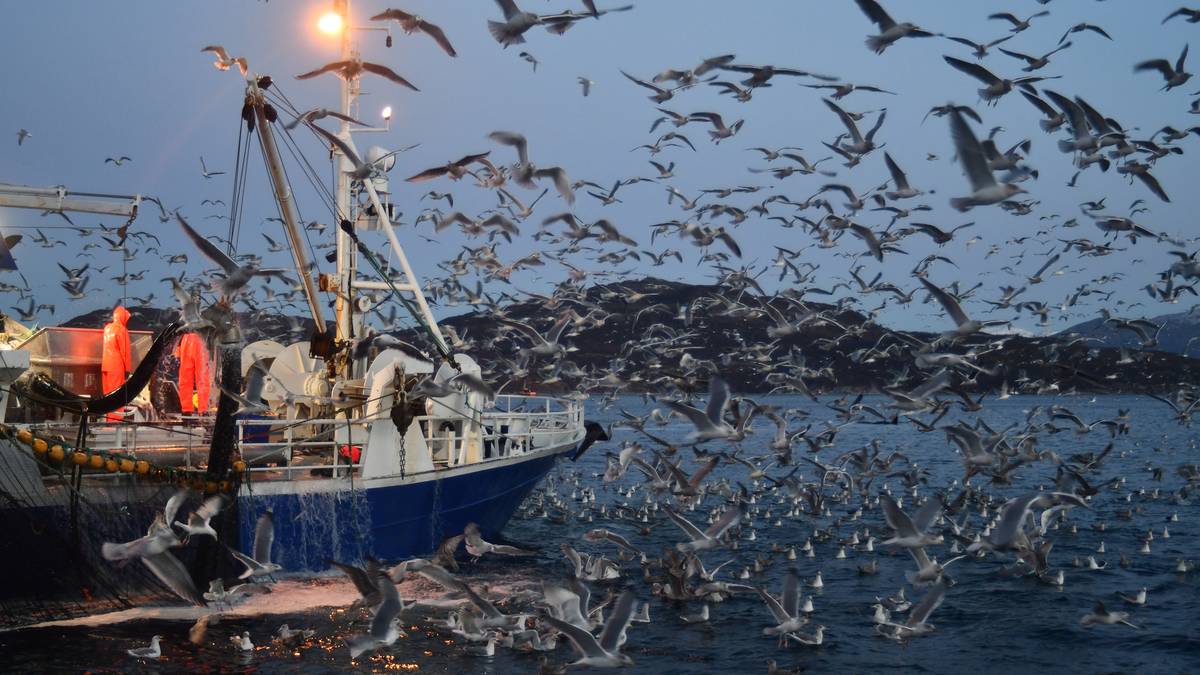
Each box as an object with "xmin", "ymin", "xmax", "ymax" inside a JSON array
[
  {"xmin": 62, "ymin": 372, "xmax": 74, "ymax": 388},
  {"xmin": 85, "ymin": 373, "xmax": 96, "ymax": 389}
]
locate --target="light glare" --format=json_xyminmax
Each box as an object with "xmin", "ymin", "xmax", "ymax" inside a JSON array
[{"xmin": 317, "ymin": 12, "xmax": 344, "ymax": 35}]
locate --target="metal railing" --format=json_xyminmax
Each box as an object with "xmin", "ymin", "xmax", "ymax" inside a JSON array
[{"xmin": 234, "ymin": 396, "xmax": 584, "ymax": 480}]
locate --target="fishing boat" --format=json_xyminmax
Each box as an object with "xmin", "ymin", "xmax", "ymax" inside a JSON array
[{"xmin": 0, "ymin": 0, "xmax": 589, "ymax": 616}]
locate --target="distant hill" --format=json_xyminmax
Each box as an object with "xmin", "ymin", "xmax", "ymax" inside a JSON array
[
  {"xmin": 59, "ymin": 278, "xmax": 1200, "ymax": 394},
  {"xmin": 1058, "ymin": 309, "xmax": 1200, "ymax": 356}
]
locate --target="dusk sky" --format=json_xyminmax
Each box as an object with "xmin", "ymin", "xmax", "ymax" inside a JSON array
[{"xmin": 1, "ymin": 1, "xmax": 1197, "ymax": 335}]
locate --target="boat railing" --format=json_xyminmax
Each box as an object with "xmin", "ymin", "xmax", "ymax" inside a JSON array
[{"xmin": 234, "ymin": 396, "xmax": 584, "ymax": 479}]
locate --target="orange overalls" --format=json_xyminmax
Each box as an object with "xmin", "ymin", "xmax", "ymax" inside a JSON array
[
  {"xmin": 175, "ymin": 332, "xmax": 211, "ymax": 414},
  {"xmin": 101, "ymin": 306, "xmax": 132, "ymax": 422}
]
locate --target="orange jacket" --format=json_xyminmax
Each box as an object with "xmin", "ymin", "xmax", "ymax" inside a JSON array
[
  {"xmin": 101, "ymin": 306, "xmax": 131, "ymax": 393},
  {"xmin": 175, "ymin": 332, "xmax": 211, "ymax": 412}
]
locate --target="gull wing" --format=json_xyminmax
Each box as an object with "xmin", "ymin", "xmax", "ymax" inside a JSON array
[
  {"xmin": 854, "ymin": 0, "xmax": 896, "ymax": 31},
  {"xmin": 907, "ymin": 580, "xmax": 946, "ymax": 626},
  {"xmin": 176, "ymin": 213, "xmax": 238, "ymax": 274},
  {"xmin": 417, "ymin": 20, "xmax": 458, "ymax": 57},
  {"xmin": 463, "ymin": 583, "xmax": 505, "ymax": 619},
  {"xmin": 943, "ymin": 55, "xmax": 1001, "ymax": 86},
  {"xmin": 949, "ymin": 109, "xmax": 998, "ymax": 192},
  {"xmin": 663, "ymin": 399, "xmax": 713, "ymax": 433},
  {"xmin": 329, "ymin": 559, "xmax": 378, "ymax": 599},
  {"xmin": 361, "ymin": 61, "xmax": 420, "ymax": 91},
  {"xmin": 141, "ymin": 551, "xmax": 204, "ymax": 605},
  {"xmin": 193, "ymin": 494, "xmax": 225, "ymax": 522},
  {"xmin": 704, "ymin": 501, "xmax": 745, "ymax": 539},
  {"xmin": 911, "ymin": 498, "xmax": 942, "ymax": 533},
  {"xmin": 880, "ymin": 494, "xmax": 919, "ymax": 538},
  {"xmin": 310, "ymin": 124, "xmax": 364, "ymax": 168},
  {"xmin": 369, "ymin": 572, "xmax": 402, "ymax": 640},
  {"xmin": 163, "ymin": 489, "xmax": 188, "ymax": 527},
  {"xmin": 598, "ymin": 589, "xmax": 636, "ymax": 653},
  {"xmin": 662, "ymin": 504, "xmax": 708, "ymax": 541},
  {"xmin": 705, "ymin": 376, "xmax": 731, "ymax": 426},
  {"xmin": 883, "ymin": 152, "xmax": 910, "ymax": 190},
  {"xmin": 757, "ymin": 586, "xmax": 790, "ymax": 623},
  {"xmin": 823, "ymin": 98, "xmax": 864, "ymax": 144},
  {"xmin": 488, "ymin": 130, "xmax": 530, "ymax": 166},
  {"xmin": 543, "ymin": 614, "xmax": 607, "ymax": 658},
  {"xmin": 990, "ymin": 493, "xmax": 1041, "ymax": 548},
  {"xmin": 296, "ymin": 60, "xmax": 351, "ymax": 80},
  {"xmin": 919, "ymin": 277, "xmax": 971, "ymax": 328},
  {"xmin": 782, "ymin": 568, "xmax": 801, "ymax": 617}
]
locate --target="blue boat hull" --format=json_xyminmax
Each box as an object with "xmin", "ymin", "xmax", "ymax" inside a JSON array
[
  {"xmin": 0, "ymin": 445, "xmax": 571, "ymax": 608},
  {"xmin": 237, "ymin": 449, "xmax": 567, "ymax": 571}
]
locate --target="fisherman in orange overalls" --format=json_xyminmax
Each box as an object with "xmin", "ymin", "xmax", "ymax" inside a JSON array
[
  {"xmin": 101, "ymin": 305, "xmax": 132, "ymax": 422},
  {"xmin": 175, "ymin": 331, "xmax": 211, "ymax": 415}
]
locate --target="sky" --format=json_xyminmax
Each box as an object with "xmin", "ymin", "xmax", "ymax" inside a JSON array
[{"xmin": 0, "ymin": 0, "xmax": 1197, "ymax": 337}]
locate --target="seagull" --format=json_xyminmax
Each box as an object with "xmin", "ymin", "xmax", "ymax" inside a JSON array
[
  {"xmin": 230, "ymin": 511, "xmax": 282, "ymax": 579},
  {"xmin": 758, "ymin": 569, "xmax": 807, "ymax": 639},
  {"xmin": 882, "ymin": 152, "xmax": 924, "ymax": 199},
  {"xmin": 877, "ymin": 580, "xmax": 946, "ymax": 639},
  {"xmin": 297, "ymin": 58, "xmax": 419, "ymax": 91},
  {"xmin": 200, "ymin": 156, "xmax": 225, "ymax": 178},
  {"xmin": 578, "ymin": 76, "xmax": 594, "ymax": 96},
  {"xmin": 823, "ymin": 98, "xmax": 886, "ymax": 156},
  {"xmin": 348, "ymin": 571, "xmax": 404, "ymax": 659},
  {"xmin": 370, "ymin": 9, "xmax": 457, "ymax": 57},
  {"xmin": 488, "ymin": 131, "xmax": 574, "ymax": 204},
  {"xmin": 541, "ymin": 589, "xmax": 636, "ymax": 667},
  {"xmin": 220, "ymin": 359, "xmax": 270, "ymax": 415},
  {"xmin": 1164, "ymin": 8, "xmax": 1200, "ymax": 23},
  {"xmin": 407, "ymin": 152, "xmax": 492, "ymax": 182},
  {"xmin": 662, "ymin": 376, "xmax": 737, "ymax": 442},
  {"xmin": 105, "ymin": 156, "xmax": 132, "ymax": 166},
  {"xmin": 943, "ymin": 56, "xmax": 1057, "ymax": 104},
  {"xmin": 463, "ymin": 522, "xmax": 536, "ymax": 558},
  {"xmin": 919, "ymin": 277, "xmax": 1006, "ymax": 337},
  {"xmin": 201, "ymin": 45, "xmax": 248, "ymax": 75},
  {"xmin": 1080, "ymin": 601, "xmax": 1138, "ymax": 628},
  {"xmin": 231, "ymin": 631, "xmax": 254, "ymax": 651},
  {"xmin": 945, "ymin": 34, "xmax": 1014, "ymax": 59},
  {"xmin": 879, "ymin": 494, "xmax": 943, "ymax": 547},
  {"xmin": 16, "ymin": 128, "xmax": 30, "ymax": 146},
  {"xmin": 662, "ymin": 501, "xmax": 746, "ymax": 553},
  {"xmin": 284, "ymin": 108, "xmax": 367, "ymax": 131},
  {"xmin": 988, "ymin": 10, "xmax": 1050, "ymax": 34},
  {"xmin": 999, "ymin": 42, "xmax": 1072, "ymax": 72},
  {"xmin": 127, "ymin": 635, "xmax": 162, "ymax": 659},
  {"xmin": 946, "ymin": 108, "xmax": 1025, "ymax": 211},
  {"xmin": 854, "ymin": 0, "xmax": 936, "ymax": 54},
  {"xmin": 176, "ymin": 212, "xmax": 292, "ymax": 298},
  {"xmin": 1135, "ymin": 45, "xmax": 1192, "ymax": 90},
  {"xmin": 1059, "ymin": 23, "xmax": 1112, "ymax": 46},
  {"xmin": 173, "ymin": 494, "xmax": 226, "ymax": 540},
  {"xmin": 1118, "ymin": 588, "xmax": 1148, "ymax": 605}
]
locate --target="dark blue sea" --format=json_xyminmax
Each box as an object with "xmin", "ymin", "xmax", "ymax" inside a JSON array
[{"xmin": 2, "ymin": 394, "xmax": 1197, "ymax": 674}]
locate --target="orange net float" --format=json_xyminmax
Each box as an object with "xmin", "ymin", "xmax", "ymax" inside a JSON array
[
  {"xmin": 48, "ymin": 445, "xmax": 65, "ymax": 463},
  {"xmin": 89, "ymin": 454, "xmax": 105, "ymax": 470}
]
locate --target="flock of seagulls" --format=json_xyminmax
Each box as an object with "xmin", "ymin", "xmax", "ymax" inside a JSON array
[{"xmin": 5, "ymin": 0, "xmax": 1200, "ymax": 671}]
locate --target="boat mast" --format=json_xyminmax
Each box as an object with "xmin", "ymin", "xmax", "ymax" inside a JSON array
[
  {"xmin": 331, "ymin": 0, "xmax": 450, "ymax": 369},
  {"xmin": 333, "ymin": 0, "xmax": 355, "ymax": 377}
]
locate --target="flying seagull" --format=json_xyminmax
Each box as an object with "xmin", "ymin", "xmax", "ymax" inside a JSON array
[{"xmin": 370, "ymin": 9, "xmax": 457, "ymax": 57}]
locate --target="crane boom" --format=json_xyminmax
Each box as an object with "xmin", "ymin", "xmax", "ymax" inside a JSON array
[{"xmin": 0, "ymin": 183, "xmax": 141, "ymax": 219}]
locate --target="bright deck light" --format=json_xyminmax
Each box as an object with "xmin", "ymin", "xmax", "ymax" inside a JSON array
[{"xmin": 317, "ymin": 12, "xmax": 344, "ymax": 35}]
